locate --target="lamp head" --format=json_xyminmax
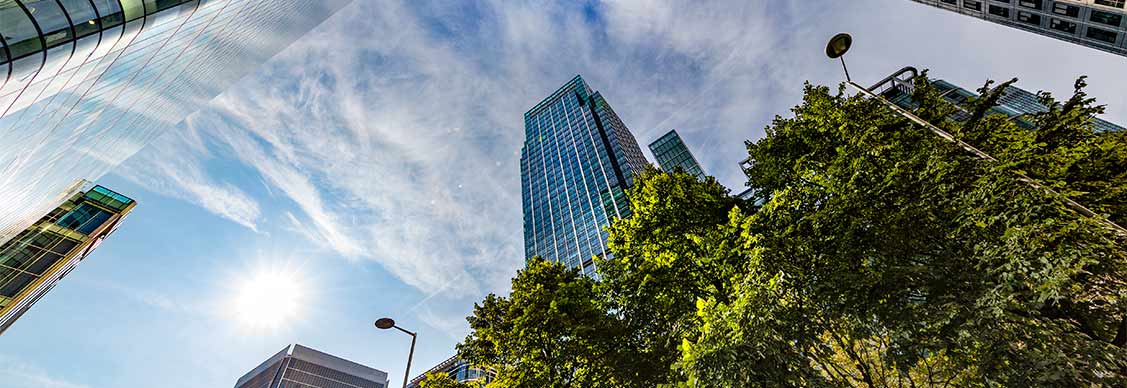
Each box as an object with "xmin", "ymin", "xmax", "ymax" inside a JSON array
[
  {"xmin": 374, "ymin": 318, "xmax": 396, "ymax": 330},
  {"xmin": 826, "ymin": 33, "xmax": 853, "ymax": 59}
]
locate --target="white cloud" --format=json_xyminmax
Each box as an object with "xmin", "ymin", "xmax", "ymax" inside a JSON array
[{"xmin": 115, "ymin": 0, "xmax": 1127, "ymax": 341}]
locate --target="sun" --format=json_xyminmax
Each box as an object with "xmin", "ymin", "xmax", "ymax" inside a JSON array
[{"xmin": 231, "ymin": 268, "xmax": 306, "ymax": 330}]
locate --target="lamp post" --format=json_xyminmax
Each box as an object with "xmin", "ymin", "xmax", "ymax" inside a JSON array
[
  {"xmin": 824, "ymin": 33, "xmax": 1127, "ymax": 237},
  {"xmin": 376, "ymin": 317, "xmax": 417, "ymax": 388}
]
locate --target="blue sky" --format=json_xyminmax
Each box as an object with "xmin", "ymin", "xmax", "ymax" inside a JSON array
[{"xmin": 3, "ymin": 1, "xmax": 1127, "ymax": 387}]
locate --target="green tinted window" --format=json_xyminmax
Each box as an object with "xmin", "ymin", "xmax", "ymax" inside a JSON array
[{"xmin": 119, "ymin": 0, "xmax": 144, "ymax": 21}]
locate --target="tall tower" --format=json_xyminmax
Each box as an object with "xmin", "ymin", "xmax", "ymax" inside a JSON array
[
  {"xmin": 648, "ymin": 129, "xmax": 706, "ymax": 180},
  {"xmin": 0, "ymin": 0, "xmax": 353, "ymax": 245},
  {"xmin": 0, "ymin": 182, "xmax": 134, "ymax": 335},
  {"xmin": 520, "ymin": 76, "xmax": 649, "ymax": 276},
  {"xmin": 235, "ymin": 344, "xmax": 390, "ymax": 388},
  {"xmin": 907, "ymin": 0, "xmax": 1127, "ymax": 57}
]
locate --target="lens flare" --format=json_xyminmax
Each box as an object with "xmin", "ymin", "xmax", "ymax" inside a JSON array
[{"xmin": 231, "ymin": 268, "xmax": 305, "ymax": 330}]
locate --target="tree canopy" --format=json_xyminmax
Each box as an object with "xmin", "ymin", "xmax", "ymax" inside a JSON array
[{"xmin": 459, "ymin": 75, "xmax": 1127, "ymax": 387}]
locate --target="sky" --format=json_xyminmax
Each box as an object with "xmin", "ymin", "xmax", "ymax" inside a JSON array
[{"xmin": 2, "ymin": 0, "xmax": 1127, "ymax": 387}]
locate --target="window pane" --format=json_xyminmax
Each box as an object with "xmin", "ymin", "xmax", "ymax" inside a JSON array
[
  {"xmin": 58, "ymin": 0, "xmax": 100, "ymax": 37},
  {"xmin": 1086, "ymin": 26, "xmax": 1119, "ymax": 43},
  {"xmin": 1090, "ymin": 10, "xmax": 1123, "ymax": 27},
  {"xmin": 0, "ymin": 1, "xmax": 44, "ymax": 59},
  {"xmin": 22, "ymin": 0, "xmax": 73, "ymax": 48},
  {"xmin": 89, "ymin": 0, "xmax": 124, "ymax": 27},
  {"xmin": 119, "ymin": 0, "xmax": 144, "ymax": 21}
]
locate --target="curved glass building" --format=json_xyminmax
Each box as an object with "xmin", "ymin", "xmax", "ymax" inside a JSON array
[{"xmin": 0, "ymin": 0, "xmax": 352, "ymax": 243}]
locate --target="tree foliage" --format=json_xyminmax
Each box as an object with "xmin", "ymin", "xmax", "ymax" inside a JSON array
[
  {"xmin": 457, "ymin": 258, "xmax": 655, "ymax": 388},
  {"xmin": 460, "ymin": 75, "xmax": 1127, "ymax": 387},
  {"xmin": 417, "ymin": 373, "xmax": 478, "ymax": 388}
]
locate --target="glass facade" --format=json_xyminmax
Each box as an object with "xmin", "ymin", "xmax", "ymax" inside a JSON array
[
  {"xmin": 406, "ymin": 356, "xmax": 494, "ymax": 388},
  {"xmin": 0, "ymin": 0, "xmax": 353, "ymax": 245},
  {"xmin": 909, "ymin": 0, "xmax": 1127, "ymax": 56},
  {"xmin": 648, "ymin": 129, "xmax": 706, "ymax": 180},
  {"xmin": 520, "ymin": 76, "xmax": 649, "ymax": 276},
  {"xmin": 870, "ymin": 66, "xmax": 1125, "ymax": 132},
  {"xmin": 235, "ymin": 344, "xmax": 389, "ymax": 388},
  {"xmin": 0, "ymin": 182, "xmax": 133, "ymax": 334}
]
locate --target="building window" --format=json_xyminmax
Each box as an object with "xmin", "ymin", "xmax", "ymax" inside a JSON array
[
  {"xmin": 1050, "ymin": 18, "xmax": 1078, "ymax": 33},
  {"xmin": 989, "ymin": 5, "xmax": 1011, "ymax": 17},
  {"xmin": 1052, "ymin": 3, "xmax": 1080, "ymax": 17},
  {"xmin": 1090, "ymin": 10, "xmax": 1124, "ymax": 27},
  {"xmin": 1086, "ymin": 26, "xmax": 1119, "ymax": 43},
  {"xmin": 1018, "ymin": 0, "xmax": 1043, "ymax": 10},
  {"xmin": 964, "ymin": 0, "xmax": 982, "ymax": 11},
  {"xmin": 1094, "ymin": 0, "xmax": 1125, "ymax": 9},
  {"xmin": 941, "ymin": 0, "xmax": 956, "ymax": 4},
  {"xmin": 1018, "ymin": 11, "xmax": 1042, "ymax": 25}
]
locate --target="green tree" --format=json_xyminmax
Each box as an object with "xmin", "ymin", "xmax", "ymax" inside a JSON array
[
  {"xmin": 674, "ymin": 76, "xmax": 1127, "ymax": 386},
  {"xmin": 417, "ymin": 373, "xmax": 477, "ymax": 388},
  {"xmin": 458, "ymin": 258, "xmax": 653, "ymax": 388},
  {"xmin": 598, "ymin": 167, "xmax": 749, "ymax": 385}
]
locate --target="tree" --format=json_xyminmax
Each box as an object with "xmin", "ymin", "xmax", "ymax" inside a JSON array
[
  {"xmin": 675, "ymin": 76, "xmax": 1127, "ymax": 386},
  {"xmin": 458, "ymin": 258, "xmax": 649, "ymax": 388},
  {"xmin": 598, "ymin": 167, "xmax": 749, "ymax": 385},
  {"xmin": 417, "ymin": 373, "xmax": 477, "ymax": 388}
]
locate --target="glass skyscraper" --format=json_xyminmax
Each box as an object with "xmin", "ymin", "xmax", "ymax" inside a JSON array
[
  {"xmin": 0, "ymin": 0, "xmax": 352, "ymax": 245},
  {"xmin": 648, "ymin": 129, "xmax": 706, "ymax": 180},
  {"xmin": 235, "ymin": 344, "xmax": 389, "ymax": 388},
  {"xmin": 520, "ymin": 75, "xmax": 649, "ymax": 275},
  {"xmin": 908, "ymin": 0, "xmax": 1127, "ymax": 57},
  {"xmin": 0, "ymin": 181, "xmax": 133, "ymax": 334},
  {"xmin": 870, "ymin": 66, "xmax": 1124, "ymax": 132}
]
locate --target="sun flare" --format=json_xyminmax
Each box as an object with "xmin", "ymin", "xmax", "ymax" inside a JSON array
[{"xmin": 231, "ymin": 268, "xmax": 305, "ymax": 330}]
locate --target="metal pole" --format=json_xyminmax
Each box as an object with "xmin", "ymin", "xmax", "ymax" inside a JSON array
[
  {"xmin": 845, "ymin": 80, "xmax": 1127, "ymax": 238},
  {"xmin": 840, "ymin": 57, "xmax": 851, "ymax": 82},
  {"xmin": 396, "ymin": 326, "xmax": 417, "ymax": 388}
]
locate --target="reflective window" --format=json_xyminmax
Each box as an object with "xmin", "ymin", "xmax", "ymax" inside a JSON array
[
  {"xmin": 21, "ymin": 0, "xmax": 73, "ymax": 48},
  {"xmin": 1050, "ymin": 18, "xmax": 1077, "ymax": 33},
  {"xmin": 56, "ymin": 203, "xmax": 111, "ymax": 235},
  {"xmin": 1095, "ymin": 0, "xmax": 1125, "ymax": 9},
  {"xmin": 89, "ymin": 0, "xmax": 124, "ymax": 28},
  {"xmin": 1052, "ymin": 2, "xmax": 1079, "ymax": 17},
  {"xmin": 1018, "ymin": 10, "xmax": 1041, "ymax": 25},
  {"xmin": 1090, "ymin": 10, "xmax": 1124, "ymax": 27},
  {"xmin": 120, "ymin": 0, "xmax": 145, "ymax": 21},
  {"xmin": 989, "ymin": 5, "xmax": 1010, "ymax": 17},
  {"xmin": 58, "ymin": 0, "xmax": 100, "ymax": 37},
  {"xmin": 1086, "ymin": 26, "xmax": 1119, "ymax": 43},
  {"xmin": 0, "ymin": 1, "xmax": 43, "ymax": 60}
]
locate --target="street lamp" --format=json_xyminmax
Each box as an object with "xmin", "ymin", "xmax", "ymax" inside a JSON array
[
  {"xmin": 824, "ymin": 33, "xmax": 1127, "ymax": 237},
  {"xmin": 375, "ymin": 317, "xmax": 417, "ymax": 388}
]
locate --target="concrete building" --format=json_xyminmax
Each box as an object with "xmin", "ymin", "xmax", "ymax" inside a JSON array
[
  {"xmin": 235, "ymin": 344, "xmax": 389, "ymax": 388},
  {"xmin": 908, "ymin": 0, "xmax": 1127, "ymax": 56}
]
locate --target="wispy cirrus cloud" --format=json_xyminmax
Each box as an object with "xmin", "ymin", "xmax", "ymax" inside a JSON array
[{"xmin": 115, "ymin": 0, "xmax": 1127, "ymax": 342}]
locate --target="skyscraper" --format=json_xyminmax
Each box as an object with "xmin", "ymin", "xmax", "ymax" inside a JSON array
[
  {"xmin": 870, "ymin": 66, "xmax": 1124, "ymax": 131},
  {"xmin": 406, "ymin": 356, "xmax": 493, "ymax": 388},
  {"xmin": 648, "ymin": 129, "xmax": 706, "ymax": 180},
  {"xmin": 0, "ymin": 181, "xmax": 133, "ymax": 335},
  {"xmin": 520, "ymin": 75, "xmax": 649, "ymax": 275},
  {"xmin": 0, "ymin": 0, "xmax": 353, "ymax": 245},
  {"xmin": 235, "ymin": 344, "xmax": 389, "ymax": 388},
  {"xmin": 908, "ymin": 0, "xmax": 1127, "ymax": 57}
]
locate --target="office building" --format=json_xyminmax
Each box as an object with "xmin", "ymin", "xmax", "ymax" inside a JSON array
[
  {"xmin": 520, "ymin": 75, "xmax": 649, "ymax": 275},
  {"xmin": 908, "ymin": 0, "xmax": 1127, "ymax": 57},
  {"xmin": 648, "ymin": 129, "xmax": 706, "ymax": 180},
  {"xmin": 406, "ymin": 356, "xmax": 493, "ymax": 388},
  {"xmin": 0, "ymin": 0, "xmax": 353, "ymax": 245},
  {"xmin": 0, "ymin": 182, "xmax": 133, "ymax": 334},
  {"xmin": 235, "ymin": 344, "xmax": 389, "ymax": 388},
  {"xmin": 870, "ymin": 66, "xmax": 1124, "ymax": 131}
]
